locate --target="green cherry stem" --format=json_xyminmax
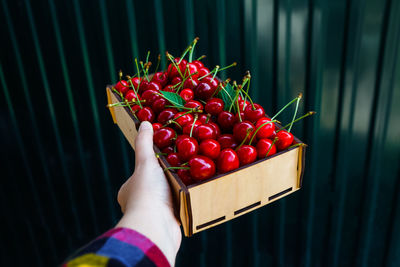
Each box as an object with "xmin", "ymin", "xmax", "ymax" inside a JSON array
[
  {"xmin": 212, "ymin": 65, "xmax": 220, "ymax": 80},
  {"xmin": 236, "ymin": 94, "xmax": 242, "ymax": 121},
  {"xmin": 239, "ymin": 85, "xmax": 255, "ymax": 109},
  {"xmin": 154, "ymin": 54, "xmax": 161, "ymax": 74},
  {"xmin": 286, "ymin": 143, "xmax": 306, "ymax": 150},
  {"xmin": 277, "ymin": 111, "xmax": 316, "ymax": 132},
  {"xmin": 271, "ymin": 93, "xmax": 302, "ymax": 121},
  {"xmin": 119, "ymin": 70, "xmax": 123, "ymax": 81},
  {"xmin": 178, "ymin": 45, "xmax": 192, "ymax": 64},
  {"xmin": 248, "ymin": 120, "xmax": 277, "ymax": 146},
  {"xmin": 189, "ymin": 114, "xmax": 198, "ymax": 137},
  {"xmin": 134, "ymin": 58, "xmax": 141, "ymax": 80},
  {"xmin": 140, "ymin": 61, "xmax": 150, "ymax": 82},
  {"xmin": 196, "ymin": 55, "xmax": 206, "ymax": 61},
  {"xmin": 128, "ymin": 79, "xmax": 143, "ymax": 109},
  {"xmin": 288, "ymin": 93, "xmax": 302, "ymax": 133},
  {"xmin": 164, "ymin": 166, "xmax": 191, "ymax": 172},
  {"xmin": 265, "ymin": 137, "xmax": 278, "ymax": 158},
  {"xmin": 145, "ymin": 51, "xmax": 150, "ymax": 64},
  {"xmin": 166, "ymin": 52, "xmax": 185, "ymax": 79},
  {"xmin": 236, "ymin": 128, "xmax": 252, "ymax": 150},
  {"xmin": 228, "ymin": 82, "xmax": 240, "ymax": 112},
  {"xmin": 188, "ymin": 37, "xmax": 199, "ymax": 63}
]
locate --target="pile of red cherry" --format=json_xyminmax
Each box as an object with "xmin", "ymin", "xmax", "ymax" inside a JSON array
[{"xmin": 111, "ymin": 38, "xmax": 310, "ymax": 186}]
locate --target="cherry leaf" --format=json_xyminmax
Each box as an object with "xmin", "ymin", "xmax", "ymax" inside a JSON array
[{"xmin": 160, "ymin": 91, "xmax": 186, "ymax": 110}]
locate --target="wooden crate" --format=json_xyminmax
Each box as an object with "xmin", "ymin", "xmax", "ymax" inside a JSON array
[{"xmin": 106, "ymin": 86, "xmax": 306, "ymax": 237}]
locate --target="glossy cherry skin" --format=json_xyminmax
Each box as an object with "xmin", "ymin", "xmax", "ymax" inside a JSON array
[
  {"xmin": 184, "ymin": 100, "xmax": 204, "ymax": 112},
  {"xmin": 275, "ymin": 130, "xmax": 294, "ymax": 151},
  {"xmin": 182, "ymin": 120, "xmax": 202, "ymax": 135},
  {"xmin": 199, "ymin": 139, "xmax": 221, "ymax": 160},
  {"xmin": 205, "ymin": 98, "xmax": 224, "ymax": 115},
  {"xmin": 173, "ymin": 112, "xmax": 194, "ymax": 128},
  {"xmin": 198, "ymin": 114, "xmax": 208, "ymax": 124},
  {"xmin": 194, "ymin": 124, "xmax": 217, "ymax": 141},
  {"xmin": 177, "ymin": 137, "xmax": 199, "ymax": 162},
  {"xmin": 167, "ymin": 58, "xmax": 186, "ymax": 78},
  {"xmin": 255, "ymin": 117, "xmax": 275, "ymax": 139},
  {"xmin": 180, "ymin": 88, "xmax": 194, "ymax": 102},
  {"xmin": 207, "ymin": 122, "xmax": 221, "ymax": 137},
  {"xmin": 161, "ymin": 146, "xmax": 174, "ymax": 154},
  {"xmin": 201, "ymin": 76, "xmax": 219, "ymax": 91},
  {"xmin": 183, "ymin": 78, "xmax": 199, "ymax": 90},
  {"xmin": 256, "ymin": 139, "xmax": 277, "ymax": 158},
  {"xmin": 233, "ymin": 121, "xmax": 255, "ymax": 143},
  {"xmin": 171, "ymin": 76, "xmax": 183, "ymax": 86},
  {"xmin": 130, "ymin": 77, "xmax": 141, "ymax": 91},
  {"xmin": 115, "ymin": 80, "xmax": 130, "ymax": 95},
  {"xmin": 217, "ymin": 148, "xmax": 240, "ymax": 173},
  {"xmin": 162, "ymin": 85, "xmax": 175, "ymax": 92},
  {"xmin": 146, "ymin": 81, "xmax": 161, "ymax": 92},
  {"xmin": 195, "ymin": 82, "xmax": 215, "ymax": 100},
  {"xmin": 187, "ymin": 63, "xmax": 199, "ymax": 78},
  {"xmin": 138, "ymin": 80, "xmax": 149, "ymax": 94},
  {"xmin": 131, "ymin": 104, "xmax": 141, "ymax": 114},
  {"xmin": 153, "ymin": 127, "xmax": 176, "ymax": 149},
  {"xmin": 192, "ymin": 60, "xmax": 204, "ymax": 69},
  {"xmin": 157, "ymin": 108, "xmax": 178, "ymax": 124},
  {"xmin": 235, "ymin": 111, "xmax": 245, "ymax": 122},
  {"xmin": 244, "ymin": 103, "xmax": 265, "ymax": 122},
  {"xmin": 141, "ymin": 89, "xmax": 160, "ymax": 107},
  {"xmin": 175, "ymin": 134, "xmax": 190, "ymax": 147},
  {"xmin": 137, "ymin": 107, "xmax": 155, "ymax": 122},
  {"xmin": 189, "ymin": 155, "xmax": 216, "ymax": 181},
  {"xmin": 238, "ymin": 99, "xmax": 250, "ymax": 111},
  {"xmin": 217, "ymin": 134, "xmax": 238, "ymax": 150},
  {"xmin": 152, "ymin": 122, "xmax": 162, "ymax": 131},
  {"xmin": 152, "ymin": 72, "xmax": 168, "ymax": 87},
  {"xmin": 217, "ymin": 111, "xmax": 237, "ymax": 131},
  {"xmin": 151, "ymin": 98, "xmax": 167, "ymax": 114},
  {"xmin": 166, "ymin": 152, "xmax": 181, "ymax": 167},
  {"xmin": 236, "ymin": 145, "xmax": 257, "ymax": 166},
  {"xmin": 177, "ymin": 169, "xmax": 195, "ymax": 185},
  {"xmin": 125, "ymin": 90, "xmax": 138, "ymax": 103},
  {"xmin": 197, "ymin": 67, "xmax": 210, "ymax": 77}
]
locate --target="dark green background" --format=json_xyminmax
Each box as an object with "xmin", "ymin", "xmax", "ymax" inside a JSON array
[{"xmin": 1, "ymin": 0, "xmax": 399, "ymax": 266}]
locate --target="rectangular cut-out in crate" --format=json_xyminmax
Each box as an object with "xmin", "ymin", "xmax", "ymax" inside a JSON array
[{"xmin": 107, "ymin": 86, "xmax": 306, "ymax": 236}]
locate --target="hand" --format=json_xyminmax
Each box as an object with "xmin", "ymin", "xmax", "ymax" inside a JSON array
[{"xmin": 116, "ymin": 121, "xmax": 182, "ymax": 266}]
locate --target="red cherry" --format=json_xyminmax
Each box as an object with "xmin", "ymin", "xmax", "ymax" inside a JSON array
[
  {"xmin": 244, "ymin": 103, "xmax": 265, "ymax": 122},
  {"xmin": 166, "ymin": 152, "xmax": 181, "ymax": 167},
  {"xmin": 179, "ymin": 88, "xmax": 194, "ymax": 101},
  {"xmin": 198, "ymin": 114, "xmax": 208, "ymax": 124},
  {"xmin": 256, "ymin": 139, "xmax": 277, "ymax": 158},
  {"xmin": 184, "ymin": 100, "xmax": 204, "ymax": 112},
  {"xmin": 207, "ymin": 121, "xmax": 221, "ymax": 138},
  {"xmin": 233, "ymin": 121, "xmax": 255, "ymax": 143},
  {"xmin": 177, "ymin": 169, "xmax": 195, "ymax": 186},
  {"xmin": 255, "ymin": 117, "xmax": 275, "ymax": 139},
  {"xmin": 171, "ymin": 76, "xmax": 183, "ymax": 86},
  {"xmin": 238, "ymin": 99, "xmax": 250, "ymax": 111},
  {"xmin": 201, "ymin": 76, "xmax": 219, "ymax": 91},
  {"xmin": 115, "ymin": 80, "xmax": 130, "ymax": 95},
  {"xmin": 162, "ymin": 85, "xmax": 175, "ymax": 92},
  {"xmin": 217, "ymin": 148, "xmax": 240, "ymax": 173},
  {"xmin": 173, "ymin": 112, "xmax": 194, "ymax": 128},
  {"xmin": 217, "ymin": 111, "xmax": 236, "ymax": 131},
  {"xmin": 131, "ymin": 104, "xmax": 141, "ymax": 114},
  {"xmin": 125, "ymin": 90, "xmax": 138, "ymax": 103},
  {"xmin": 175, "ymin": 134, "xmax": 190, "ymax": 147},
  {"xmin": 151, "ymin": 98, "xmax": 167, "ymax": 114},
  {"xmin": 152, "ymin": 122, "xmax": 162, "ymax": 131},
  {"xmin": 217, "ymin": 134, "xmax": 238, "ymax": 149},
  {"xmin": 177, "ymin": 137, "xmax": 199, "ymax": 162},
  {"xmin": 152, "ymin": 72, "xmax": 168, "ymax": 87},
  {"xmin": 167, "ymin": 58, "xmax": 186, "ymax": 78},
  {"xmin": 138, "ymin": 80, "xmax": 149, "ymax": 94},
  {"xmin": 192, "ymin": 60, "xmax": 204, "ymax": 69},
  {"xmin": 141, "ymin": 89, "xmax": 160, "ymax": 107},
  {"xmin": 187, "ymin": 63, "xmax": 199, "ymax": 78},
  {"xmin": 137, "ymin": 107, "xmax": 155, "ymax": 122},
  {"xmin": 161, "ymin": 146, "xmax": 174, "ymax": 154},
  {"xmin": 182, "ymin": 120, "xmax": 202, "ymax": 135},
  {"xmin": 236, "ymin": 145, "xmax": 257, "ymax": 166},
  {"xmin": 183, "ymin": 78, "xmax": 199, "ymax": 90},
  {"xmin": 194, "ymin": 82, "xmax": 215, "ymax": 100},
  {"xmin": 205, "ymin": 98, "xmax": 224, "ymax": 115},
  {"xmin": 189, "ymin": 155, "xmax": 216, "ymax": 181},
  {"xmin": 147, "ymin": 81, "xmax": 161, "ymax": 91},
  {"xmin": 235, "ymin": 111, "xmax": 245, "ymax": 122},
  {"xmin": 194, "ymin": 124, "xmax": 217, "ymax": 141},
  {"xmin": 153, "ymin": 127, "xmax": 176, "ymax": 149},
  {"xmin": 275, "ymin": 130, "xmax": 294, "ymax": 151},
  {"xmin": 130, "ymin": 77, "xmax": 141, "ymax": 91},
  {"xmin": 199, "ymin": 139, "xmax": 221, "ymax": 160},
  {"xmin": 157, "ymin": 108, "xmax": 178, "ymax": 124}
]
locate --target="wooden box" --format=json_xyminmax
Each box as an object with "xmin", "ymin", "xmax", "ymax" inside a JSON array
[{"xmin": 106, "ymin": 86, "xmax": 306, "ymax": 237}]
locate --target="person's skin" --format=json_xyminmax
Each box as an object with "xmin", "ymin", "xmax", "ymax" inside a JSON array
[{"xmin": 116, "ymin": 121, "xmax": 182, "ymax": 266}]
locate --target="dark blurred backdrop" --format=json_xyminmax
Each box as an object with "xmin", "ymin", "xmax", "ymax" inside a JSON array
[{"xmin": 1, "ymin": 0, "xmax": 399, "ymax": 266}]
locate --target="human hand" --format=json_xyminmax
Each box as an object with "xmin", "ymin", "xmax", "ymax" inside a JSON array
[{"xmin": 116, "ymin": 121, "xmax": 182, "ymax": 266}]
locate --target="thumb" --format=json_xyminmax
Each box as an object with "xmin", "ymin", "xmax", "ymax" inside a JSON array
[{"xmin": 135, "ymin": 121, "xmax": 157, "ymax": 165}]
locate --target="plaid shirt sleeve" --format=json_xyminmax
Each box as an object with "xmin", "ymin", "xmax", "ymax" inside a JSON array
[{"xmin": 62, "ymin": 227, "xmax": 170, "ymax": 267}]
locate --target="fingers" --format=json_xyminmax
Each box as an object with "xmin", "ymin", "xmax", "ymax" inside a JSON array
[{"xmin": 135, "ymin": 121, "xmax": 158, "ymax": 166}]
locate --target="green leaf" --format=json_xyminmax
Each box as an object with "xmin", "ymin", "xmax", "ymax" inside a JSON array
[
  {"xmin": 160, "ymin": 91, "xmax": 186, "ymax": 110},
  {"xmin": 218, "ymin": 83, "xmax": 236, "ymax": 111}
]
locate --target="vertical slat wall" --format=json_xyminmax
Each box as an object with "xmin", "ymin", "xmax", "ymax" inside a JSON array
[{"xmin": 0, "ymin": 0, "xmax": 399, "ymax": 266}]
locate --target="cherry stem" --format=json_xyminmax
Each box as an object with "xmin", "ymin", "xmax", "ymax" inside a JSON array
[
  {"xmin": 107, "ymin": 100, "xmax": 145, "ymax": 107},
  {"xmin": 196, "ymin": 55, "xmax": 206, "ymax": 61},
  {"xmin": 119, "ymin": 70, "xmax": 123, "ymax": 81},
  {"xmin": 286, "ymin": 143, "xmax": 305, "ymax": 150},
  {"xmin": 288, "ymin": 93, "xmax": 302, "ymax": 132},
  {"xmin": 198, "ymin": 62, "xmax": 236, "ymax": 80},
  {"xmin": 112, "ymin": 87, "xmax": 123, "ymax": 98},
  {"xmin": 188, "ymin": 37, "xmax": 199, "ymax": 63},
  {"xmin": 242, "ymin": 75, "xmax": 251, "ymax": 111},
  {"xmin": 239, "ymin": 84, "xmax": 255, "ymax": 109},
  {"xmin": 140, "ymin": 61, "xmax": 150, "ymax": 82},
  {"xmin": 166, "ymin": 52, "xmax": 185, "ymax": 79},
  {"xmin": 178, "ymin": 45, "xmax": 192, "ymax": 64},
  {"xmin": 277, "ymin": 111, "xmax": 316, "ymax": 132},
  {"xmin": 265, "ymin": 137, "xmax": 278, "ymax": 158},
  {"xmin": 212, "ymin": 65, "xmax": 220, "ymax": 80},
  {"xmin": 219, "ymin": 83, "xmax": 234, "ymax": 106},
  {"xmin": 205, "ymin": 114, "xmax": 211, "ymax": 124},
  {"xmin": 154, "ymin": 54, "xmax": 161, "ymax": 74},
  {"xmin": 164, "ymin": 166, "xmax": 191, "ymax": 171},
  {"xmin": 228, "ymin": 82, "xmax": 240, "ymax": 112},
  {"xmin": 248, "ymin": 120, "xmax": 277, "ymax": 146},
  {"xmin": 189, "ymin": 114, "xmax": 198, "ymax": 137},
  {"xmin": 145, "ymin": 51, "xmax": 150, "ymax": 64},
  {"xmin": 236, "ymin": 129, "xmax": 252, "ymax": 150},
  {"xmin": 134, "ymin": 58, "xmax": 141, "ymax": 80},
  {"xmin": 164, "ymin": 119, "xmax": 183, "ymax": 130},
  {"xmin": 128, "ymin": 79, "xmax": 143, "ymax": 109},
  {"xmin": 236, "ymin": 95, "xmax": 242, "ymax": 122},
  {"xmin": 156, "ymin": 152, "xmax": 167, "ymax": 157},
  {"xmin": 271, "ymin": 94, "xmax": 301, "ymax": 120}
]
